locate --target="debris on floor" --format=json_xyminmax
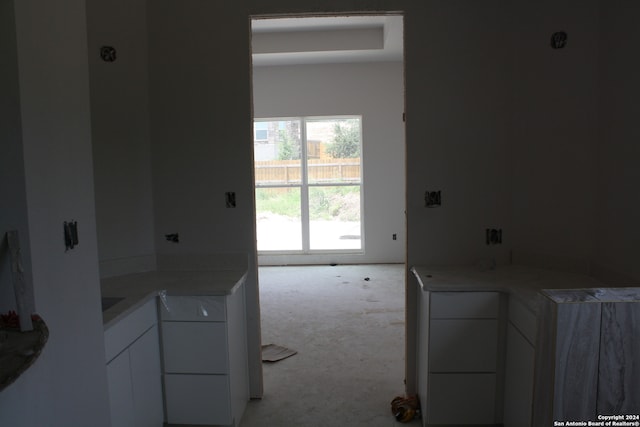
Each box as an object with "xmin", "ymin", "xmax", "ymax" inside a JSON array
[
  {"xmin": 390, "ymin": 394, "xmax": 420, "ymax": 423},
  {"xmin": 261, "ymin": 344, "xmax": 297, "ymax": 362}
]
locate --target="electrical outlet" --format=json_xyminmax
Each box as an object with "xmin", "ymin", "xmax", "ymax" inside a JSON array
[
  {"xmin": 225, "ymin": 192, "xmax": 236, "ymax": 208},
  {"xmin": 64, "ymin": 221, "xmax": 79, "ymax": 251},
  {"xmin": 486, "ymin": 228, "xmax": 502, "ymax": 245},
  {"xmin": 425, "ymin": 191, "xmax": 441, "ymax": 208},
  {"xmin": 393, "ymin": 233, "xmax": 397, "ymax": 241},
  {"xmin": 165, "ymin": 233, "xmax": 179, "ymax": 243}
]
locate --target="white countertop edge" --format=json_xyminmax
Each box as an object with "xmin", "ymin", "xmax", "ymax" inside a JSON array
[
  {"xmin": 411, "ymin": 265, "xmax": 639, "ymax": 313},
  {"xmin": 101, "ymin": 270, "xmax": 248, "ymax": 330},
  {"xmin": 103, "ymin": 291, "xmax": 158, "ymax": 331}
]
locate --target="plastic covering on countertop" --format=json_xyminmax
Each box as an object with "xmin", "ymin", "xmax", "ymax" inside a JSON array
[
  {"xmin": 158, "ymin": 292, "xmax": 226, "ymax": 321},
  {"xmin": 410, "ymin": 267, "xmax": 427, "ymax": 291},
  {"xmin": 158, "ymin": 290, "xmax": 170, "ymax": 313}
]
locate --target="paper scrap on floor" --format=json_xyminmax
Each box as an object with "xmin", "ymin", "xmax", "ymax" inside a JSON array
[{"xmin": 261, "ymin": 344, "xmax": 297, "ymax": 362}]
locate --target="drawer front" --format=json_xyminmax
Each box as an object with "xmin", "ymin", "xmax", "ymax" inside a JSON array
[
  {"xmin": 105, "ymin": 297, "xmax": 158, "ymax": 363},
  {"xmin": 428, "ymin": 373, "xmax": 496, "ymax": 424},
  {"xmin": 508, "ymin": 296, "xmax": 537, "ymax": 344},
  {"xmin": 164, "ymin": 374, "xmax": 231, "ymax": 425},
  {"xmin": 162, "ymin": 322, "xmax": 228, "ymax": 374},
  {"xmin": 430, "ymin": 291, "xmax": 500, "ymax": 319},
  {"xmin": 159, "ymin": 295, "xmax": 225, "ymax": 321},
  {"xmin": 429, "ymin": 319, "xmax": 498, "ymax": 372}
]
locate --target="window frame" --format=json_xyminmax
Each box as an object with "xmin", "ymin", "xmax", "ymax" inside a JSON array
[{"xmin": 253, "ymin": 115, "xmax": 365, "ymax": 254}]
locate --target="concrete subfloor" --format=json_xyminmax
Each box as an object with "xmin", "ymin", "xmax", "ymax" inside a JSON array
[{"xmin": 240, "ymin": 264, "xmax": 421, "ymax": 427}]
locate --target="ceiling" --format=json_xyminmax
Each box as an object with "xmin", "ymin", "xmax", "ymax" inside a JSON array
[{"xmin": 251, "ymin": 15, "xmax": 403, "ymax": 67}]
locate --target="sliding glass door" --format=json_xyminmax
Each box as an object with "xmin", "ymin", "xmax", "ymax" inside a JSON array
[{"xmin": 254, "ymin": 116, "xmax": 363, "ymax": 253}]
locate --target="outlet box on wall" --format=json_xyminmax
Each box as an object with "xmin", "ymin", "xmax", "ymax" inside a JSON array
[
  {"xmin": 425, "ymin": 191, "xmax": 441, "ymax": 208},
  {"xmin": 486, "ymin": 228, "xmax": 502, "ymax": 245}
]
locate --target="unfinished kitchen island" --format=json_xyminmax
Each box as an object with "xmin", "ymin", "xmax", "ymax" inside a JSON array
[
  {"xmin": 101, "ymin": 267, "xmax": 249, "ymax": 427},
  {"xmin": 411, "ymin": 265, "xmax": 639, "ymax": 426}
]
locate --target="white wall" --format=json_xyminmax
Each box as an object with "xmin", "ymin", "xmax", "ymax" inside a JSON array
[
  {"xmin": 404, "ymin": 1, "xmax": 512, "ymax": 270},
  {"xmin": 0, "ymin": 0, "xmax": 32, "ymax": 315},
  {"xmin": 5, "ymin": 1, "xmax": 636, "ymax": 421},
  {"xmin": 252, "ymin": 62, "xmax": 405, "ymax": 265},
  {"xmin": 0, "ymin": 1, "xmax": 111, "ymax": 426},
  {"xmin": 147, "ymin": 0, "xmax": 264, "ymax": 396},
  {"xmin": 509, "ymin": 0, "xmax": 600, "ymax": 274},
  {"xmin": 595, "ymin": 1, "xmax": 640, "ymax": 283},
  {"xmin": 87, "ymin": 0, "xmax": 156, "ymax": 278},
  {"xmin": 402, "ymin": 1, "xmax": 513, "ymax": 393}
]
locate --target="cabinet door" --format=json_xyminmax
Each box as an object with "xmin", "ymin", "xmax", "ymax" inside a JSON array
[
  {"xmin": 162, "ymin": 321, "xmax": 228, "ymax": 373},
  {"xmin": 508, "ymin": 296, "xmax": 537, "ymax": 344},
  {"xmin": 503, "ymin": 323, "xmax": 535, "ymax": 427},
  {"xmin": 164, "ymin": 374, "xmax": 232, "ymax": 425},
  {"xmin": 429, "ymin": 319, "xmax": 498, "ymax": 372},
  {"xmin": 417, "ymin": 290, "xmax": 431, "ymax": 421},
  {"xmin": 106, "ymin": 350, "xmax": 135, "ymax": 427},
  {"xmin": 428, "ymin": 373, "xmax": 496, "ymax": 424},
  {"xmin": 105, "ymin": 298, "xmax": 158, "ymax": 363},
  {"xmin": 130, "ymin": 325, "xmax": 164, "ymax": 427}
]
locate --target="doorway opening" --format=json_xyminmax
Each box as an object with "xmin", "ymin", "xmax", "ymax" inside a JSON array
[
  {"xmin": 248, "ymin": 12, "xmax": 407, "ymax": 413},
  {"xmin": 251, "ymin": 13, "xmax": 405, "ymax": 266}
]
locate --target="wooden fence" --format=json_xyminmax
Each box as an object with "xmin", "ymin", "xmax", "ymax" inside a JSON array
[{"xmin": 255, "ymin": 158, "xmax": 361, "ymax": 184}]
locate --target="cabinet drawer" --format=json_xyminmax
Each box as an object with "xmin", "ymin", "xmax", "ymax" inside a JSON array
[
  {"xmin": 430, "ymin": 291, "xmax": 499, "ymax": 319},
  {"xmin": 159, "ymin": 295, "xmax": 226, "ymax": 321},
  {"xmin": 162, "ymin": 322, "xmax": 228, "ymax": 374},
  {"xmin": 429, "ymin": 319, "xmax": 498, "ymax": 372},
  {"xmin": 164, "ymin": 374, "xmax": 232, "ymax": 425},
  {"xmin": 428, "ymin": 373, "xmax": 496, "ymax": 424}
]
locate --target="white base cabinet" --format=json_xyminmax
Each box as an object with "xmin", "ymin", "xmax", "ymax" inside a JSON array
[
  {"xmin": 105, "ymin": 299, "xmax": 163, "ymax": 427},
  {"xmin": 164, "ymin": 375, "xmax": 232, "ymax": 425},
  {"xmin": 503, "ymin": 296, "xmax": 536, "ymax": 427},
  {"xmin": 130, "ymin": 325, "xmax": 164, "ymax": 427},
  {"xmin": 428, "ymin": 373, "xmax": 497, "ymax": 424},
  {"xmin": 503, "ymin": 323, "xmax": 535, "ymax": 427},
  {"xmin": 106, "ymin": 349, "xmax": 135, "ymax": 427},
  {"xmin": 159, "ymin": 283, "xmax": 249, "ymax": 426},
  {"xmin": 421, "ymin": 291, "xmax": 503, "ymax": 425}
]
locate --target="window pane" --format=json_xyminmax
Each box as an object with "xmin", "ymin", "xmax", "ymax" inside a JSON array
[
  {"xmin": 255, "ymin": 129, "xmax": 268, "ymax": 140},
  {"xmin": 254, "ymin": 120, "xmax": 302, "ymax": 185},
  {"xmin": 255, "ymin": 187, "xmax": 302, "ymax": 251},
  {"xmin": 306, "ymin": 118, "xmax": 361, "ymax": 184},
  {"xmin": 309, "ymin": 186, "xmax": 361, "ymax": 250}
]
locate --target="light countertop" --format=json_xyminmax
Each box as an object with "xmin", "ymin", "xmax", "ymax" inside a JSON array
[
  {"xmin": 101, "ymin": 269, "xmax": 247, "ymax": 329},
  {"xmin": 543, "ymin": 287, "xmax": 640, "ymax": 303},
  {"xmin": 411, "ymin": 264, "xmax": 608, "ymax": 314}
]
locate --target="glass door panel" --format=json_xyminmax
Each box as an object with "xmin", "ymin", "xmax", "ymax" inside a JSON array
[
  {"xmin": 254, "ymin": 120, "xmax": 302, "ymax": 186},
  {"xmin": 305, "ymin": 118, "xmax": 361, "ymax": 184},
  {"xmin": 255, "ymin": 187, "xmax": 302, "ymax": 251},
  {"xmin": 309, "ymin": 186, "xmax": 361, "ymax": 250},
  {"xmin": 254, "ymin": 116, "xmax": 363, "ymax": 253}
]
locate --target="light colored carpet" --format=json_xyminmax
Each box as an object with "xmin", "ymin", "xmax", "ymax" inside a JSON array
[{"xmin": 240, "ymin": 264, "xmax": 421, "ymax": 427}]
